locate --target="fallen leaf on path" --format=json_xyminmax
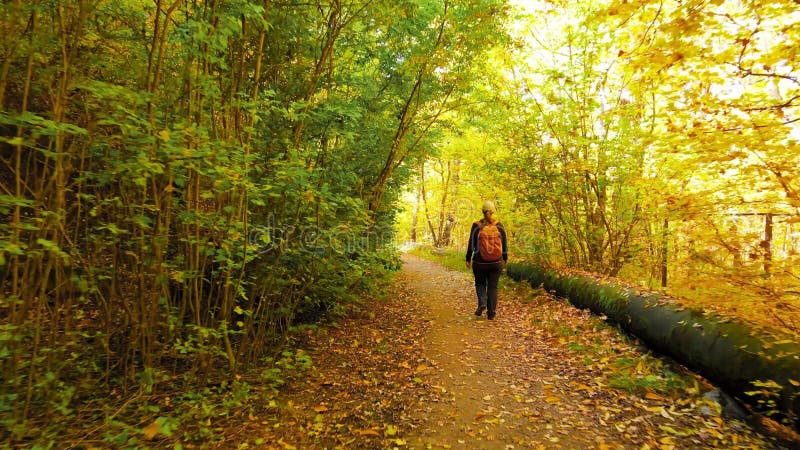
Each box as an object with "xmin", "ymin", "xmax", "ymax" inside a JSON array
[
  {"xmin": 645, "ymin": 392, "xmax": 665, "ymax": 401},
  {"xmin": 277, "ymin": 439, "xmax": 297, "ymax": 449},
  {"xmin": 142, "ymin": 420, "xmax": 160, "ymax": 440},
  {"xmin": 356, "ymin": 429, "xmax": 380, "ymax": 436}
]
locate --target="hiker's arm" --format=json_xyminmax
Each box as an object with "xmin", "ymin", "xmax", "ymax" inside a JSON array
[{"xmin": 465, "ymin": 223, "xmax": 478, "ymax": 266}]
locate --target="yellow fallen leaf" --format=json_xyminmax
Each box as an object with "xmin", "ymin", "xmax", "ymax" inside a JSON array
[
  {"xmin": 660, "ymin": 425, "xmax": 679, "ymax": 434},
  {"xmin": 645, "ymin": 392, "xmax": 665, "ymax": 401},
  {"xmin": 545, "ymin": 396, "xmax": 561, "ymax": 404},
  {"xmin": 142, "ymin": 420, "xmax": 160, "ymax": 440},
  {"xmin": 356, "ymin": 429, "xmax": 380, "ymax": 436},
  {"xmin": 278, "ymin": 439, "xmax": 297, "ymax": 449},
  {"xmin": 312, "ymin": 405, "xmax": 328, "ymax": 412}
]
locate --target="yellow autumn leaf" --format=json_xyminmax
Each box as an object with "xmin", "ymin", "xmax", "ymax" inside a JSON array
[
  {"xmin": 277, "ymin": 439, "xmax": 297, "ymax": 450},
  {"xmin": 356, "ymin": 429, "xmax": 380, "ymax": 436},
  {"xmin": 645, "ymin": 392, "xmax": 665, "ymax": 401},
  {"xmin": 142, "ymin": 420, "xmax": 160, "ymax": 440}
]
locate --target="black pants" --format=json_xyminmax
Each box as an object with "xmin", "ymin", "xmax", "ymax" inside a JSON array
[{"xmin": 472, "ymin": 261, "xmax": 503, "ymax": 317}]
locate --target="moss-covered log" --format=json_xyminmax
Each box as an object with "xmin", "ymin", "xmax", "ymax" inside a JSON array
[{"xmin": 507, "ymin": 262, "xmax": 800, "ymax": 429}]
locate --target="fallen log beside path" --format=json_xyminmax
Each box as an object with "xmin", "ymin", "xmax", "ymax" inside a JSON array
[{"xmin": 507, "ymin": 262, "xmax": 800, "ymax": 431}]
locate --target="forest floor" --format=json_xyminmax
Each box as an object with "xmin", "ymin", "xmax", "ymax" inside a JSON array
[{"xmin": 226, "ymin": 254, "xmax": 789, "ymax": 449}]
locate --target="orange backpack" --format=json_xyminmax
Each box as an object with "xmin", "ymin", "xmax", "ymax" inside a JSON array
[{"xmin": 475, "ymin": 220, "xmax": 503, "ymax": 262}]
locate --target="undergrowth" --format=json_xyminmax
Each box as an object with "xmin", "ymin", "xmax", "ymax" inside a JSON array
[{"xmin": 406, "ymin": 245, "xmax": 470, "ymax": 273}]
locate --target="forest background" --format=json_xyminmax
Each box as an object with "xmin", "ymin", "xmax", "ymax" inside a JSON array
[{"xmin": 0, "ymin": 0, "xmax": 798, "ymax": 445}]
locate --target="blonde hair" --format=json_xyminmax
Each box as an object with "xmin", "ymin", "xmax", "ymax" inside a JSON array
[{"xmin": 481, "ymin": 201, "xmax": 496, "ymax": 213}]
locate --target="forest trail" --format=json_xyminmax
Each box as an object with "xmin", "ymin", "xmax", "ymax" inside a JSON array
[
  {"xmin": 399, "ymin": 255, "xmax": 593, "ymax": 448},
  {"xmin": 247, "ymin": 254, "xmax": 779, "ymax": 449}
]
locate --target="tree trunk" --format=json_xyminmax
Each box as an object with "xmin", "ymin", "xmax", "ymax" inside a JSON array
[
  {"xmin": 368, "ymin": 0, "xmax": 450, "ymax": 215},
  {"xmin": 661, "ymin": 218, "xmax": 668, "ymax": 287},
  {"xmin": 410, "ymin": 188, "xmax": 420, "ymax": 243},
  {"xmin": 420, "ymin": 161, "xmax": 439, "ymax": 246},
  {"xmin": 762, "ymin": 213, "xmax": 773, "ymax": 276}
]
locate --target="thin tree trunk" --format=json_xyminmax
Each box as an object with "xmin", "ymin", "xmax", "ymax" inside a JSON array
[
  {"xmin": 763, "ymin": 213, "xmax": 773, "ymax": 276},
  {"xmin": 420, "ymin": 162, "xmax": 438, "ymax": 246},
  {"xmin": 661, "ymin": 218, "xmax": 668, "ymax": 288},
  {"xmin": 410, "ymin": 188, "xmax": 420, "ymax": 243},
  {"xmin": 368, "ymin": 0, "xmax": 450, "ymax": 215},
  {"xmin": 290, "ymin": 0, "xmax": 341, "ymax": 152}
]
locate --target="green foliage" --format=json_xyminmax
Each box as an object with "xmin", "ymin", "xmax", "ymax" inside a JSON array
[
  {"xmin": 607, "ymin": 358, "xmax": 688, "ymax": 396},
  {"xmin": 407, "ymin": 245, "xmax": 470, "ymax": 273},
  {"xmin": 413, "ymin": 0, "xmax": 800, "ymax": 338},
  {"xmin": 7, "ymin": 0, "xmax": 798, "ymax": 442},
  {"xmin": 0, "ymin": 0, "xmax": 508, "ymax": 443}
]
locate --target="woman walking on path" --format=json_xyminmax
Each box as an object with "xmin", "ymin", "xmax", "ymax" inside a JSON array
[{"xmin": 465, "ymin": 201, "xmax": 508, "ymax": 320}]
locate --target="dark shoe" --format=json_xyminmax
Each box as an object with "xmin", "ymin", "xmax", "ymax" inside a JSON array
[
  {"xmin": 487, "ymin": 313, "xmax": 495, "ymax": 320},
  {"xmin": 475, "ymin": 306, "xmax": 485, "ymax": 316}
]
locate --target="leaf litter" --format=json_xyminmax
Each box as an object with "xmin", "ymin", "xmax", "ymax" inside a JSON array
[{"xmin": 231, "ymin": 255, "xmax": 792, "ymax": 449}]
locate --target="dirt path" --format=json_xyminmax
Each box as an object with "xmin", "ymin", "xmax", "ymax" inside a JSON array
[
  {"xmin": 400, "ymin": 255, "xmax": 590, "ymax": 448},
  {"xmin": 247, "ymin": 254, "xmax": 781, "ymax": 449}
]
